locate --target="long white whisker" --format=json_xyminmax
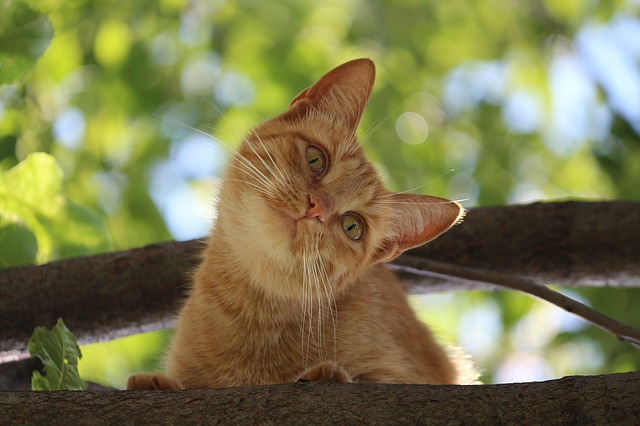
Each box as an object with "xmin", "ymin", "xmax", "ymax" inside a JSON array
[
  {"xmin": 245, "ymin": 140, "xmax": 287, "ymax": 191},
  {"xmin": 317, "ymin": 252, "xmax": 337, "ymax": 362},
  {"xmin": 220, "ymin": 178, "xmax": 276, "ymax": 198},
  {"xmin": 153, "ymin": 113, "xmax": 221, "ymax": 144},
  {"xmin": 311, "ymin": 253, "xmax": 323, "ymax": 362},
  {"xmin": 171, "ymin": 135, "xmax": 231, "ymax": 158},
  {"xmin": 377, "ymin": 199, "xmax": 468, "ymax": 205},
  {"xmin": 201, "ymin": 97, "xmax": 227, "ymax": 118},
  {"xmin": 376, "ymin": 169, "xmax": 456, "ymax": 198},
  {"xmin": 254, "ymin": 134, "xmax": 293, "ymax": 188},
  {"xmin": 360, "ymin": 100, "xmax": 407, "ymax": 144},
  {"xmin": 301, "ymin": 250, "xmax": 309, "ymax": 366},
  {"xmin": 203, "ymin": 92, "xmax": 258, "ymax": 135},
  {"xmin": 234, "ymin": 153, "xmax": 280, "ymax": 194},
  {"xmin": 225, "ymin": 160, "xmax": 277, "ymax": 195}
]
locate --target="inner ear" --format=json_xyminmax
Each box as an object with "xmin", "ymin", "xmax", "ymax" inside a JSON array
[
  {"xmin": 373, "ymin": 193, "xmax": 465, "ymax": 264},
  {"xmin": 285, "ymin": 58, "xmax": 376, "ymax": 129}
]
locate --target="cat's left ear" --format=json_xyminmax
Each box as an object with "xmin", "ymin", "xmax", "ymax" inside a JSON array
[
  {"xmin": 372, "ymin": 194, "xmax": 465, "ymax": 264},
  {"xmin": 287, "ymin": 58, "xmax": 375, "ymax": 130}
]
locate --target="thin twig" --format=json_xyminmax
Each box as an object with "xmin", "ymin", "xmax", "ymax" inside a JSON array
[{"xmin": 391, "ymin": 256, "xmax": 640, "ymax": 349}]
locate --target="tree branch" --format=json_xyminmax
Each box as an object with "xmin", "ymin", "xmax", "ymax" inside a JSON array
[
  {"xmin": 407, "ymin": 200, "xmax": 640, "ymax": 292},
  {"xmin": 392, "ymin": 256, "xmax": 640, "ymax": 348},
  {"xmin": 1, "ymin": 201, "xmax": 639, "ymax": 356},
  {"xmin": 1, "ymin": 372, "xmax": 638, "ymax": 424}
]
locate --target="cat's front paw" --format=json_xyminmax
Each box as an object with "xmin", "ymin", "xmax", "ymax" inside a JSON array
[
  {"xmin": 127, "ymin": 373, "xmax": 183, "ymax": 390},
  {"xmin": 298, "ymin": 362, "xmax": 353, "ymax": 383}
]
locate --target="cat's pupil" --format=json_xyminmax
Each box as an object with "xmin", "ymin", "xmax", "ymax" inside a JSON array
[
  {"xmin": 306, "ymin": 145, "xmax": 327, "ymax": 175},
  {"xmin": 341, "ymin": 213, "xmax": 364, "ymax": 240}
]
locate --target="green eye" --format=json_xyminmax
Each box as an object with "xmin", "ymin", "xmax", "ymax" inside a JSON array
[
  {"xmin": 341, "ymin": 213, "xmax": 364, "ymax": 240},
  {"xmin": 306, "ymin": 145, "xmax": 327, "ymax": 175}
]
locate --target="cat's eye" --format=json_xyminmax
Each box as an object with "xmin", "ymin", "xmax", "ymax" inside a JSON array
[
  {"xmin": 341, "ymin": 213, "xmax": 364, "ymax": 240},
  {"xmin": 306, "ymin": 145, "xmax": 327, "ymax": 176}
]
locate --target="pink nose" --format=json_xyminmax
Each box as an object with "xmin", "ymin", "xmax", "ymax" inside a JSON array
[{"xmin": 303, "ymin": 194, "xmax": 332, "ymax": 222}]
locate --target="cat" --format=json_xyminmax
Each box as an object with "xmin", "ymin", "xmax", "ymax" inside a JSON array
[{"xmin": 127, "ymin": 58, "xmax": 470, "ymax": 390}]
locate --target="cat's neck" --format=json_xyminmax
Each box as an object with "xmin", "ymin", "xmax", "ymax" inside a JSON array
[
  {"xmin": 198, "ymin": 217, "xmax": 337, "ymax": 313},
  {"xmin": 203, "ymin": 210, "xmax": 341, "ymax": 304}
]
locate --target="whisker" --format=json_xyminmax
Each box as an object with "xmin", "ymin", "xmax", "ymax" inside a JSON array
[
  {"xmin": 310, "ymin": 253, "xmax": 323, "ymax": 362},
  {"xmin": 253, "ymin": 133, "xmax": 294, "ymax": 188},
  {"xmin": 220, "ymin": 178, "xmax": 276, "ymax": 198},
  {"xmin": 170, "ymin": 135, "xmax": 229, "ymax": 155},
  {"xmin": 301, "ymin": 250, "xmax": 309, "ymax": 366},
  {"xmin": 360, "ymin": 100, "xmax": 407, "ymax": 144},
  {"xmin": 451, "ymin": 197, "xmax": 470, "ymax": 204},
  {"xmin": 203, "ymin": 91, "xmax": 259, "ymax": 134},
  {"xmin": 153, "ymin": 113, "xmax": 221, "ymax": 144},
  {"xmin": 245, "ymin": 139, "xmax": 288, "ymax": 191},
  {"xmin": 226, "ymin": 161, "xmax": 277, "ymax": 195},
  {"xmin": 377, "ymin": 199, "xmax": 468, "ymax": 205},
  {"xmin": 199, "ymin": 123, "xmax": 219, "ymax": 132},
  {"xmin": 376, "ymin": 169, "xmax": 456, "ymax": 198},
  {"xmin": 200, "ymin": 97, "xmax": 227, "ymax": 119},
  {"xmin": 233, "ymin": 153, "xmax": 280, "ymax": 194},
  {"xmin": 316, "ymin": 249, "xmax": 337, "ymax": 362}
]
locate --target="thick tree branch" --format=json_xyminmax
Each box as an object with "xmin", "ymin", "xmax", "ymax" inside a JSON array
[
  {"xmin": 405, "ymin": 200, "xmax": 640, "ymax": 292},
  {"xmin": 1, "ymin": 201, "xmax": 639, "ymax": 356},
  {"xmin": 0, "ymin": 372, "xmax": 638, "ymax": 425}
]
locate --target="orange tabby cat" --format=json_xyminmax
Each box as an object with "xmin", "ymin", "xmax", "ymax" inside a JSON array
[{"xmin": 127, "ymin": 58, "xmax": 468, "ymax": 390}]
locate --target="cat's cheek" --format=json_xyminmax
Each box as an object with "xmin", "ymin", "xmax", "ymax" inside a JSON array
[{"xmin": 271, "ymin": 207, "xmax": 297, "ymax": 236}]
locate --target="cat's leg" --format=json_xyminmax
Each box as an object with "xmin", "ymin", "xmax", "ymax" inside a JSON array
[
  {"xmin": 298, "ymin": 361, "xmax": 353, "ymax": 383},
  {"xmin": 127, "ymin": 373, "xmax": 183, "ymax": 390}
]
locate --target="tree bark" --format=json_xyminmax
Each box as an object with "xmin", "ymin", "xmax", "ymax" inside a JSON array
[
  {"xmin": 1, "ymin": 201, "xmax": 639, "ymax": 356},
  {"xmin": 0, "ymin": 372, "xmax": 638, "ymax": 425},
  {"xmin": 404, "ymin": 200, "xmax": 640, "ymax": 293}
]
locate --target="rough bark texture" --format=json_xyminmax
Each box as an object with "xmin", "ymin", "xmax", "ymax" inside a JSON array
[
  {"xmin": 0, "ymin": 358, "xmax": 40, "ymax": 391},
  {"xmin": 1, "ymin": 201, "xmax": 638, "ymax": 357},
  {"xmin": 1, "ymin": 372, "xmax": 638, "ymax": 425},
  {"xmin": 0, "ymin": 239, "xmax": 203, "ymax": 355},
  {"xmin": 405, "ymin": 200, "xmax": 640, "ymax": 293}
]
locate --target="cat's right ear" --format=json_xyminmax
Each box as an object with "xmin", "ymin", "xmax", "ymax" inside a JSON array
[
  {"xmin": 283, "ymin": 58, "xmax": 376, "ymax": 129},
  {"xmin": 372, "ymin": 194, "xmax": 466, "ymax": 264}
]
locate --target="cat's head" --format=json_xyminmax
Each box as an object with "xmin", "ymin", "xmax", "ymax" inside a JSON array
[{"xmin": 217, "ymin": 59, "xmax": 464, "ymax": 299}]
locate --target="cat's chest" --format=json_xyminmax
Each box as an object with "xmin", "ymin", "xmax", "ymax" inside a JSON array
[{"xmin": 221, "ymin": 314, "xmax": 338, "ymax": 366}]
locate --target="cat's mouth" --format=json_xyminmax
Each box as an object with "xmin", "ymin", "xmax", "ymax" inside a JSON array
[{"xmin": 270, "ymin": 204, "xmax": 323, "ymax": 244}]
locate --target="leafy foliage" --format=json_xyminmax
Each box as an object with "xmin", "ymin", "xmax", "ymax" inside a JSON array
[
  {"xmin": 29, "ymin": 318, "xmax": 87, "ymax": 391},
  {"xmin": 0, "ymin": 0, "xmax": 53, "ymax": 85},
  {"xmin": 0, "ymin": 152, "xmax": 110, "ymax": 266}
]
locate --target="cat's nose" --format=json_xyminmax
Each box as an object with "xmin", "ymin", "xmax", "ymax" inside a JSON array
[{"xmin": 303, "ymin": 194, "xmax": 333, "ymax": 223}]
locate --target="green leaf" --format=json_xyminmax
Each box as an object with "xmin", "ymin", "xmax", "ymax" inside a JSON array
[
  {"xmin": 28, "ymin": 318, "xmax": 87, "ymax": 391},
  {"xmin": 0, "ymin": 211, "xmax": 37, "ymax": 267},
  {"xmin": 0, "ymin": 0, "xmax": 54, "ymax": 84},
  {"xmin": 0, "ymin": 152, "xmax": 111, "ymax": 266},
  {"xmin": 4, "ymin": 151, "xmax": 64, "ymax": 215}
]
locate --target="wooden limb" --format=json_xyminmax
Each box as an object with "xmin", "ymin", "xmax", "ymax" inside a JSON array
[
  {"xmin": 392, "ymin": 256, "xmax": 640, "ymax": 348},
  {"xmin": 409, "ymin": 200, "xmax": 640, "ymax": 292},
  {"xmin": 1, "ymin": 201, "xmax": 639, "ymax": 355},
  {"xmin": 0, "ymin": 240, "xmax": 201, "ymax": 357},
  {"xmin": 0, "ymin": 372, "xmax": 638, "ymax": 424}
]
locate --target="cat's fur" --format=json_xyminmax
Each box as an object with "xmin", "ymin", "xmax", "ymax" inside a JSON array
[{"xmin": 127, "ymin": 58, "xmax": 468, "ymax": 390}]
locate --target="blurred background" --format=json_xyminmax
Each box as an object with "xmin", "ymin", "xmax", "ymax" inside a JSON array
[{"xmin": 1, "ymin": 0, "xmax": 639, "ymax": 387}]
